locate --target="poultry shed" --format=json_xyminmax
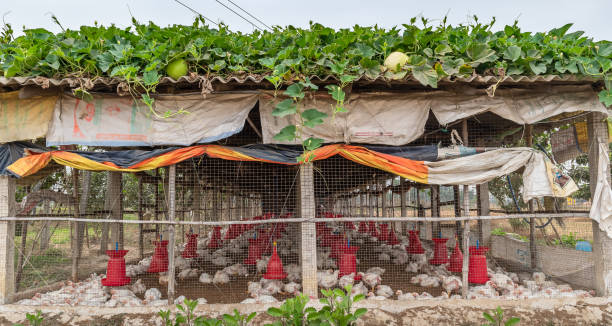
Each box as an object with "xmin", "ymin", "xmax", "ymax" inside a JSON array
[{"xmin": 3, "ymin": 103, "xmax": 604, "ymax": 307}]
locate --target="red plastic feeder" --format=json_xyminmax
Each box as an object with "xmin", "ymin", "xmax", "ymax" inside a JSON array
[
  {"xmin": 102, "ymin": 250, "xmax": 131, "ymax": 286},
  {"xmin": 182, "ymin": 233, "xmax": 199, "ymax": 259},
  {"xmin": 368, "ymin": 222, "xmax": 379, "ymax": 239},
  {"xmin": 387, "ymin": 228, "xmax": 400, "ymax": 245},
  {"xmin": 358, "ymin": 222, "xmax": 368, "ymax": 233},
  {"xmin": 329, "ymin": 235, "xmax": 345, "ymax": 259},
  {"xmin": 468, "ymin": 246, "xmax": 490, "ymax": 284},
  {"xmin": 406, "ymin": 230, "xmax": 425, "ymax": 254},
  {"xmin": 224, "ymin": 224, "xmax": 241, "ymax": 240},
  {"xmin": 344, "ymin": 221, "xmax": 355, "ymax": 230},
  {"xmin": 378, "ymin": 224, "xmax": 390, "ymax": 242},
  {"xmin": 263, "ymin": 243, "xmax": 287, "ymax": 280},
  {"xmin": 244, "ymin": 238, "xmax": 263, "ymax": 265},
  {"xmin": 338, "ymin": 244, "xmax": 361, "ymax": 280},
  {"xmin": 148, "ymin": 240, "xmax": 169, "ymax": 273},
  {"xmin": 448, "ymin": 239, "xmax": 463, "ymax": 273},
  {"xmin": 429, "ymin": 238, "xmax": 450, "ymax": 265},
  {"xmin": 208, "ymin": 226, "xmax": 222, "ymax": 249}
]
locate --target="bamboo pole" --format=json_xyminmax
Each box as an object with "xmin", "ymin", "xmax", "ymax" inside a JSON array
[
  {"xmin": 138, "ymin": 175, "xmax": 144, "ymax": 260},
  {"xmin": 461, "ymin": 119, "xmax": 470, "ymax": 298}
]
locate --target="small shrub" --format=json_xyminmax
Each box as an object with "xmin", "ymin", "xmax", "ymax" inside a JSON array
[
  {"xmin": 482, "ymin": 307, "xmax": 520, "ymax": 326},
  {"xmin": 13, "ymin": 310, "xmax": 43, "ymax": 326}
]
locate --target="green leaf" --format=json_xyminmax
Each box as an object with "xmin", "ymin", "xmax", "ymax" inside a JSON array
[
  {"xmin": 466, "ymin": 43, "xmax": 498, "ymax": 65},
  {"xmin": 529, "ymin": 61, "xmax": 547, "ymax": 74},
  {"xmin": 272, "ymin": 99, "xmax": 297, "ymax": 117},
  {"xmin": 141, "ymin": 93, "xmax": 154, "ymax": 108},
  {"xmin": 302, "ymin": 109, "xmax": 328, "ymax": 128},
  {"xmin": 300, "ymin": 77, "xmax": 319, "ymax": 90},
  {"xmin": 434, "ymin": 44, "xmax": 452, "ymax": 55},
  {"xmin": 412, "ymin": 66, "xmax": 438, "ymax": 88},
  {"xmin": 143, "ymin": 70, "xmax": 160, "ymax": 86},
  {"xmin": 598, "ymin": 89, "xmax": 612, "ymax": 107},
  {"xmin": 274, "ymin": 125, "xmax": 297, "ymax": 141},
  {"xmin": 549, "ymin": 23, "xmax": 573, "ymax": 38},
  {"xmin": 483, "ymin": 312, "xmax": 496, "ymax": 323},
  {"xmin": 503, "ymin": 46, "xmax": 522, "ymax": 62},
  {"xmin": 258, "ymin": 57, "xmax": 276, "ymax": 69},
  {"xmin": 325, "ymin": 85, "xmax": 345, "ymax": 102},
  {"xmin": 505, "ymin": 317, "xmax": 521, "ymax": 326},
  {"xmin": 339, "ymin": 74, "xmax": 356, "ymax": 84},
  {"xmin": 267, "ymin": 307, "xmax": 283, "ymax": 317},
  {"xmin": 303, "ymin": 137, "xmax": 323, "ymax": 151},
  {"xmin": 284, "ymin": 83, "xmax": 305, "ymax": 99},
  {"xmin": 96, "ymin": 52, "xmax": 114, "ymax": 73},
  {"xmin": 354, "ymin": 308, "xmax": 367, "ymax": 318},
  {"xmin": 597, "ymin": 43, "xmax": 612, "ymax": 57}
]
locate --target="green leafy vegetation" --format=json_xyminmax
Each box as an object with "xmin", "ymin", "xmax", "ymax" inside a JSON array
[
  {"xmin": 13, "ymin": 310, "xmax": 43, "ymax": 326},
  {"xmin": 2, "ymin": 16, "xmax": 611, "ymax": 154},
  {"xmin": 551, "ymin": 232, "xmax": 588, "ymax": 248},
  {"xmin": 158, "ymin": 299, "xmax": 255, "ymax": 326},
  {"xmin": 491, "ymin": 227, "xmax": 506, "ymax": 236},
  {"xmin": 482, "ymin": 306, "xmax": 520, "ymax": 326}
]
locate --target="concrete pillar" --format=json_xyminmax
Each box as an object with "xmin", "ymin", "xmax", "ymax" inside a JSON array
[
  {"xmin": 298, "ymin": 164, "xmax": 317, "ymax": 298},
  {"xmin": 0, "ymin": 176, "xmax": 15, "ymax": 304},
  {"xmin": 587, "ymin": 112, "xmax": 612, "ymax": 297}
]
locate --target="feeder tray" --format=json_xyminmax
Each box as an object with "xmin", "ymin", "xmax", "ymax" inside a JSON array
[
  {"xmin": 429, "ymin": 238, "xmax": 450, "ymax": 265},
  {"xmin": 101, "ymin": 250, "xmax": 131, "ymax": 287}
]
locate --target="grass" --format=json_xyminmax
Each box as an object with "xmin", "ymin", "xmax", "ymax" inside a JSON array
[{"xmin": 15, "ymin": 248, "xmax": 70, "ymax": 290}]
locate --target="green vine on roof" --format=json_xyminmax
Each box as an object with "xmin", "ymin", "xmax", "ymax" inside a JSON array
[{"xmin": 1, "ymin": 15, "xmax": 612, "ymax": 153}]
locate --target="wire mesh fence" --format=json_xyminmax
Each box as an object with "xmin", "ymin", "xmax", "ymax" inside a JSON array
[{"xmin": 2, "ymin": 111, "xmax": 603, "ymax": 307}]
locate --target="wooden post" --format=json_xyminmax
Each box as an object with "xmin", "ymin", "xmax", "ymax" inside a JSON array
[
  {"xmin": 453, "ymin": 185, "xmax": 462, "ymax": 247},
  {"xmin": 71, "ymin": 168, "xmax": 81, "ymax": 282},
  {"xmin": 461, "ymin": 119, "xmax": 470, "ymax": 298},
  {"xmin": 109, "ymin": 172, "xmax": 123, "ymax": 250},
  {"xmin": 587, "ymin": 112, "xmax": 612, "ymax": 296},
  {"xmin": 431, "ymin": 185, "xmax": 440, "ymax": 238},
  {"xmin": 400, "ymin": 179, "xmax": 407, "ymax": 235},
  {"xmin": 167, "ymin": 165, "xmax": 177, "ymax": 304},
  {"xmin": 526, "ymin": 125, "xmax": 537, "ymax": 270},
  {"xmin": 476, "ymin": 138, "xmax": 492, "ymax": 246},
  {"xmin": 0, "ymin": 176, "xmax": 15, "ymax": 304},
  {"xmin": 298, "ymin": 164, "xmax": 317, "ymax": 298},
  {"xmin": 138, "ymin": 175, "xmax": 144, "ymax": 260}
]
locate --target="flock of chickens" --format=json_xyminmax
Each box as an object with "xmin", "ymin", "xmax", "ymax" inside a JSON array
[{"xmin": 15, "ymin": 217, "xmax": 594, "ymax": 307}]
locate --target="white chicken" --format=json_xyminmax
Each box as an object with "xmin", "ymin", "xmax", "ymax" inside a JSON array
[
  {"xmin": 144, "ymin": 288, "xmax": 162, "ymax": 302},
  {"xmin": 361, "ymin": 272, "xmax": 382, "ymax": 290},
  {"xmin": 148, "ymin": 299, "xmax": 168, "ymax": 306},
  {"xmin": 174, "ymin": 295, "xmax": 186, "ymax": 304},
  {"xmin": 247, "ymin": 281, "xmax": 263, "ymax": 298},
  {"xmin": 442, "ymin": 275, "xmax": 462, "ymax": 293},
  {"xmin": 285, "ymin": 264, "xmax": 301, "ymax": 283},
  {"xmin": 419, "ymin": 275, "xmax": 440, "ymax": 288},
  {"xmin": 350, "ymin": 282, "xmax": 368, "ymax": 298},
  {"xmin": 212, "ymin": 255, "xmax": 231, "ymax": 267},
  {"xmin": 378, "ymin": 253, "xmax": 391, "ymax": 261},
  {"xmin": 159, "ymin": 273, "xmax": 169, "ymax": 287},
  {"xmin": 199, "ymin": 273, "xmax": 213, "ymax": 284},
  {"xmin": 196, "ymin": 298, "xmax": 208, "ymax": 304},
  {"xmin": 405, "ymin": 262, "xmax": 419, "ymax": 273},
  {"xmin": 256, "ymin": 257, "xmax": 270, "ymax": 274},
  {"xmin": 366, "ymin": 292, "xmax": 387, "ymax": 300},
  {"xmin": 532, "ymin": 272, "xmax": 546, "ymax": 285},
  {"xmin": 489, "ymin": 273, "xmax": 515, "ymax": 293},
  {"xmin": 256, "ymin": 295, "xmax": 278, "ymax": 304},
  {"xmin": 283, "ymin": 282, "xmax": 301, "ymax": 295},
  {"xmin": 174, "ymin": 256, "xmax": 191, "ymax": 271},
  {"xmin": 366, "ymin": 267, "xmax": 386, "ymax": 275},
  {"xmin": 178, "ymin": 268, "xmax": 199, "ymax": 281},
  {"xmin": 410, "ymin": 274, "xmax": 429, "ymax": 285},
  {"xmin": 129, "ymin": 279, "xmax": 146, "ymax": 295},
  {"xmin": 338, "ymin": 273, "xmax": 355, "ymax": 289},
  {"xmin": 395, "ymin": 290, "xmax": 418, "ymax": 300},
  {"xmin": 375, "ymin": 285, "xmax": 393, "ymax": 298},
  {"xmin": 213, "ymin": 270, "xmax": 230, "ymax": 285},
  {"xmin": 260, "ymin": 278, "xmax": 283, "ymax": 295},
  {"xmin": 317, "ymin": 270, "xmax": 339, "ymax": 289}
]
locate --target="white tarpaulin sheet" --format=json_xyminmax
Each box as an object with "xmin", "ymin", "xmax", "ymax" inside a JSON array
[
  {"xmin": 46, "ymin": 93, "xmax": 258, "ymax": 146},
  {"xmin": 589, "ymin": 142, "xmax": 612, "ymax": 238},
  {"xmin": 259, "ymin": 92, "xmax": 430, "ymax": 146},
  {"xmin": 260, "ymin": 85, "xmax": 607, "ymax": 145},
  {"xmin": 425, "ymin": 147, "xmax": 578, "ymax": 201},
  {"xmin": 431, "ymin": 85, "xmax": 607, "ymax": 125}
]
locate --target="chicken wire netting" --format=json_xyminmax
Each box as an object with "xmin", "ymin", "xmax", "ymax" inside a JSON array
[{"xmin": 4, "ymin": 111, "xmax": 602, "ymax": 306}]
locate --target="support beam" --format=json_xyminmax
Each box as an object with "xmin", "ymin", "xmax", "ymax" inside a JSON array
[
  {"xmin": 298, "ymin": 164, "xmax": 317, "ymax": 298},
  {"xmin": 138, "ymin": 176, "xmax": 144, "ymax": 260},
  {"xmin": 100, "ymin": 172, "xmax": 122, "ymax": 253},
  {"xmin": 587, "ymin": 112, "xmax": 612, "ymax": 297},
  {"xmin": 167, "ymin": 165, "xmax": 177, "ymax": 304},
  {"xmin": 0, "ymin": 176, "xmax": 15, "ymax": 304},
  {"xmin": 476, "ymin": 138, "xmax": 491, "ymax": 246},
  {"xmin": 526, "ymin": 125, "xmax": 537, "ymax": 270},
  {"xmin": 109, "ymin": 172, "xmax": 123, "ymax": 250},
  {"xmin": 71, "ymin": 168, "xmax": 81, "ymax": 282}
]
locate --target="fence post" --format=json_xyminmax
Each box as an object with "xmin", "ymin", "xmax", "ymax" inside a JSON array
[
  {"xmin": 587, "ymin": 112, "xmax": 612, "ymax": 297},
  {"xmin": 0, "ymin": 176, "xmax": 15, "ymax": 304},
  {"xmin": 298, "ymin": 164, "xmax": 317, "ymax": 298},
  {"xmin": 461, "ymin": 119, "xmax": 470, "ymax": 298},
  {"xmin": 167, "ymin": 164, "xmax": 177, "ymax": 304}
]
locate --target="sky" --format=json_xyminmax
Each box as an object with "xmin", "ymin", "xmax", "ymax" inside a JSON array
[{"xmin": 3, "ymin": 0, "xmax": 612, "ymax": 40}]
